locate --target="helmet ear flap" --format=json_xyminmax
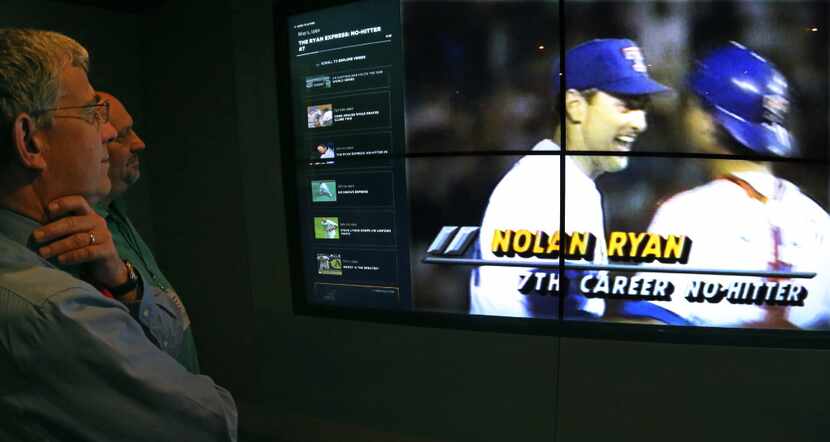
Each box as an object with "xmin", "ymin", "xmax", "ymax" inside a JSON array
[{"xmin": 761, "ymin": 93, "xmax": 789, "ymax": 126}]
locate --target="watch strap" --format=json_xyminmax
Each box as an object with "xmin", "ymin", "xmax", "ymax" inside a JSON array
[{"xmin": 109, "ymin": 260, "xmax": 139, "ymax": 296}]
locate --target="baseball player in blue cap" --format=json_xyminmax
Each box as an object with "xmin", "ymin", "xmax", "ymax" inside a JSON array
[
  {"xmin": 470, "ymin": 39, "xmax": 670, "ymax": 319},
  {"xmin": 629, "ymin": 42, "xmax": 830, "ymax": 329}
]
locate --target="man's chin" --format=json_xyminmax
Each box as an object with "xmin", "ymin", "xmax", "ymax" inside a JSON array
[
  {"xmin": 603, "ymin": 156, "xmax": 629, "ymax": 173},
  {"xmin": 104, "ymin": 175, "xmax": 133, "ymax": 199},
  {"xmin": 125, "ymin": 172, "xmax": 140, "ymax": 186},
  {"xmin": 87, "ymin": 183, "xmax": 112, "ymax": 205}
]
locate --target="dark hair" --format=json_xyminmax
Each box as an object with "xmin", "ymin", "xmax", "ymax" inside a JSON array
[
  {"xmin": 0, "ymin": 29, "xmax": 89, "ymax": 170},
  {"xmin": 682, "ymin": 91, "xmax": 760, "ymax": 157}
]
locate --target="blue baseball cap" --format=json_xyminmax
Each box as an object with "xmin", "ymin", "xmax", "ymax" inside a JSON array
[{"xmin": 553, "ymin": 39, "xmax": 671, "ymax": 96}]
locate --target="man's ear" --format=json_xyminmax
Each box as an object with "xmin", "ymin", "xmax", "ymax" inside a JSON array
[
  {"xmin": 564, "ymin": 89, "xmax": 587, "ymax": 124},
  {"xmin": 12, "ymin": 114, "xmax": 47, "ymax": 171}
]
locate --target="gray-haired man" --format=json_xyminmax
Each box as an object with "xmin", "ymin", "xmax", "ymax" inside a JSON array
[{"xmin": 0, "ymin": 28, "xmax": 237, "ymax": 441}]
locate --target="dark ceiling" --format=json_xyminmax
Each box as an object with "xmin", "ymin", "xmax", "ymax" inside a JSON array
[{"xmin": 52, "ymin": 0, "xmax": 167, "ymax": 13}]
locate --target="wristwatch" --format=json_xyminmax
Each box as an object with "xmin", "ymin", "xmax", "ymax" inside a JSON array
[{"xmin": 109, "ymin": 260, "xmax": 140, "ymax": 296}]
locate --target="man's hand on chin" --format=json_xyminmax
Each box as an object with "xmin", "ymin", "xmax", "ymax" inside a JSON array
[{"xmin": 33, "ymin": 195, "xmax": 137, "ymax": 301}]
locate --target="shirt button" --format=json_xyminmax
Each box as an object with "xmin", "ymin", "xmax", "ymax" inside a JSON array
[
  {"xmin": 163, "ymin": 340, "xmax": 168, "ymax": 348},
  {"xmin": 143, "ymin": 309, "xmax": 150, "ymax": 318}
]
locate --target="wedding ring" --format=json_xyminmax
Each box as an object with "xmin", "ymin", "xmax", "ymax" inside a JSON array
[{"xmin": 89, "ymin": 231, "xmax": 97, "ymax": 246}]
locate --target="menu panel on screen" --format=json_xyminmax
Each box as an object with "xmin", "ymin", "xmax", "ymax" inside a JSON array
[{"xmin": 288, "ymin": 0, "xmax": 411, "ymax": 309}]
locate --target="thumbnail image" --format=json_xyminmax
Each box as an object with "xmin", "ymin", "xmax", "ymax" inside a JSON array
[
  {"xmin": 314, "ymin": 216, "xmax": 340, "ymax": 239},
  {"xmin": 313, "ymin": 142, "xmax": 336, "ymax": 160},
  {"xmin": 311, "ymin": 180, "xmax": 337, "ymax": 202},
  {"xmin": 317, "ymin": 253, "xmax": 343, "ymax": 275},
  {"xmin": 307, "ymin": 104, "xmax": 333, "ymax": 128},
  {"xmin": 306, "ymin": 74, "xmax": 332, "ymax": 89}
]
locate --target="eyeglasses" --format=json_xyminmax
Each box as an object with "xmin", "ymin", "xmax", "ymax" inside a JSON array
[{"xmin": 31, "ymin": 101, "xmax": 110, "ymax": 127}]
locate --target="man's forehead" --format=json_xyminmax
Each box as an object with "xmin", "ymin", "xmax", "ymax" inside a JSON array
[
  {"xmin": 594, "ymin": 89, "xmax": 650, "ymax": 107},
  {"xmin": 100, "ymin": 92, "xmax": 134, "ymax": 129},
  {"xmin": 59, "ymin": 65, "xmax": 97, "ymax": 106}
]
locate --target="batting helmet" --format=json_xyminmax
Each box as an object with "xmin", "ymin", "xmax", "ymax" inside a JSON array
[{"xmin": 688, "ymin": 42, "xmax": 795, "ymax": 157}]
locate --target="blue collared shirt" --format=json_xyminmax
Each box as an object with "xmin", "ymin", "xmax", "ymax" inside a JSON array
[{"xmin": 0, "ymin": 209, "xmax": 237, "ymax": 441}]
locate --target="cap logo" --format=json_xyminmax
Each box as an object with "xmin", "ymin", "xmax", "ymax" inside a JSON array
[
  {"xmin": 621, "ymin": 47, "xmax": 647, "ymax": 73},
  {"xmin": 762, "ymin": 94, "xmax": 789, "ymax": 125}
]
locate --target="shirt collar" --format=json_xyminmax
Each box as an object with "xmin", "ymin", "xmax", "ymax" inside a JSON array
[
  {"xmin": 94, "ymin": 198, "xmax": 128, "ymax": 220},
  {"xmin": 0, "ymin": 208, "xmax": 42, "ymax": 249},
  {"xmin": 531, "ymin": 139, "xmax": 596, "ymax": 186},
  {"xmin": 531, "ymin": 138, "xmax": 560, "ymax": 153},
  {"xmin": 730, "ymin": 170, "xmax": 788, "ymax": 200},
  {"xmin": 94, "ymin": 201, "xmax": 110, "ymax": 219},
  {"xmin": 0, "ymin": 208, "xmax": 83, "ymax": 275}
]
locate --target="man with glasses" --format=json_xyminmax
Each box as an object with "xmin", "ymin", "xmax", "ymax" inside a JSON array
[
  {"xmin": 0, "ymin": 29, "xmax": 237, "ymax": 440},
  {"xmin": 470, "ymin": 39, "xmax": 670, "ymax": 318},
  {"xmin": 91, "ymin": 91, "xmax": 201, "ymax": 374}
]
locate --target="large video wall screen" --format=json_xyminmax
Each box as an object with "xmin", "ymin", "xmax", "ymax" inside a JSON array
[{"xmin": 284, "ymin": 0, "xmax": 830, "ymax": 336}]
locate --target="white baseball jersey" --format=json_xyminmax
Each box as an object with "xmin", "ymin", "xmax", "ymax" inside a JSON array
[
  {"xmin": 321, "ymin": 219, "xmax": 338, "ymax": 238},
  {"xmin": 318, "ymin": 182, "xmax": 333, "ymax": 197},
  {"xmin": 643, "ymin": 170, "xmax": 830, "ymax": 329},
  {"xmin": 469, "ymin": 139, "xmax": 606, "ymax": 318},
  {"xmin": 321, "ymin": 110, "xmax": 333, "ymax": 126},
  {"xmin": 318, "ymin": 256, "xmax": 331, "ymax": 271},
  {"xmin": 308, "ymin": 109, "xmax": 323, "ymax": 127}
]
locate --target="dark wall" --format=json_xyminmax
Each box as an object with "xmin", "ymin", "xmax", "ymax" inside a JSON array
[
  {"xmin": 6, "ymin": 1, "xmax": 830, "ymax": 441},
  {"xmin": 140, "ymin": 0, "xmax": 261, "ymax": 400}
]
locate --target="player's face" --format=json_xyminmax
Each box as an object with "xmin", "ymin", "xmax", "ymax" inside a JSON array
[
  {"xmin": 682, "ymin": 98, "xmax": 721, "ymax": 154},
  {"xmin": 317, "ymin": 144, "xmax": 327, "ymax": 154},
  {"xmin": 580, "ymin": 91, "xmax": 648, "ymax": 172}
]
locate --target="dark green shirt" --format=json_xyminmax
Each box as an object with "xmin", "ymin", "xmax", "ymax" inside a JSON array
[{"xmin": 96, "ymin": 199, "xmax": 200, "ymax": 374}]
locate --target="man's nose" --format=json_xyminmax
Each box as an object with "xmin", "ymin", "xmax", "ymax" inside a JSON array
[
  {"xmin": 629, "ymin": 109, "xmax": 647, "ymax": 133},
  {"xmin": 131, "ymin": 133, "xmax": 146, "ymax": 153}
]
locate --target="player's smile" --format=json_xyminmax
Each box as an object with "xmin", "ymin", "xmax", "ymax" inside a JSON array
[
  {"xmin": 576, "ymin": 91, "xmax": 647, "ymax": 174},
  {"xmin": 569, "ymin": 90, "xmax": 650, "ymax": 176},
  {"xmin": 613, "ymin": 133, "xmax": 638, "ymax": 151}
]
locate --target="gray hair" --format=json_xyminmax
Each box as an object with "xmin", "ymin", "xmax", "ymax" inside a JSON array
[{"xmin": 0, "ymin": 29, "xmax": 89, "ymax": 166}]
